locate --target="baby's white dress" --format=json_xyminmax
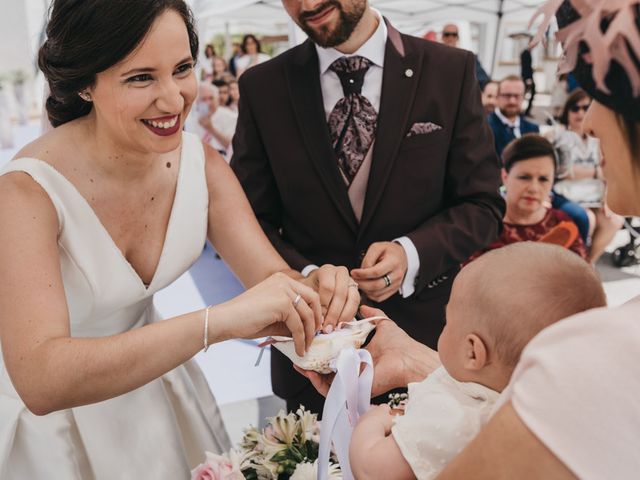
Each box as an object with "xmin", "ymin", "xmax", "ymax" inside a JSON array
[{"xmin": 392, "ymin": 366, "xmax": 499, "ymax": 480}]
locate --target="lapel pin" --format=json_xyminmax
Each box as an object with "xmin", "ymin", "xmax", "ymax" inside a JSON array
[{"xmin": 405, "ymin": 68, "xmax": 414, "ymax": 78}]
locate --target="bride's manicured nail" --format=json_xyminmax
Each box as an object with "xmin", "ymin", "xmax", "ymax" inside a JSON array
[{"xmin": 325, "ymin": 324, "xmax": 334, "ymax": 334}]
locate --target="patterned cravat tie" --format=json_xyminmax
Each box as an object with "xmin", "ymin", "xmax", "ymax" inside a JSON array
[{"xmin": 327, "ymin": 56, "xmax": 377, "ymax": 186}]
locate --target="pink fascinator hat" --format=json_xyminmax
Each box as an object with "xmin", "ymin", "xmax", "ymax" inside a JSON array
[{"xmin": 531, "ymin": 0, "xmax": 640, "ymax": 120}]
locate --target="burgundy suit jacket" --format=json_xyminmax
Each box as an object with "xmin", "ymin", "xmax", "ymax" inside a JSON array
[{"xmin": 231, "ymin": 21, "xmax": 504, "ymax": 399}]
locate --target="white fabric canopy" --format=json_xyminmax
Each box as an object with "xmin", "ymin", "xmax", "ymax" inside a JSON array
[{"xmin": 193, "ymin": 0, "xmax": 548, "ymax": 74}]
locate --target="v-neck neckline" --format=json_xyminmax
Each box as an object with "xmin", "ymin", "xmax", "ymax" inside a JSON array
[{"xmin": 18, "ymin": 145, "xmax": 185, "ymax": 292}]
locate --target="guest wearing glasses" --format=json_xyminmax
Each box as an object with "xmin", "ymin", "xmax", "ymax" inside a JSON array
[
  {"xmin": 441, "ymin": 23, "xmax": 491, "ymax": 89},
  {"xmin": 487, "ymin": 75, "xmax": 540, "ymax": 158},
  {"xmin": 551, "ymin": 88, "xmax": 624, "ymax": 263}
]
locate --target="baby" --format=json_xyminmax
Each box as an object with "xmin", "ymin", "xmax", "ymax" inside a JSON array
[{"xmin": 350, "ymin": 242, "xmax": 606, "ymax": 480}]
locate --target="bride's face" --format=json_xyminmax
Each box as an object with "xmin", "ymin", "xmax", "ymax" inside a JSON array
[
  {"xmin": 87, "ymin": 9, "xmax": 197, "ymax": 155},
  {"xmin": 583, "ymin": 100, "xmax": 640, "ymax": 216}
]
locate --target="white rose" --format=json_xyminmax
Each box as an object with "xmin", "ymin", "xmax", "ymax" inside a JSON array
[{"xmin": 290, "ymin": 460, "xmax": 341, "ymax": 480}]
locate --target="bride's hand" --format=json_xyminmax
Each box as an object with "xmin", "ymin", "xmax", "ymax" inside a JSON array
[
  {"xmin": 213, "ymin": 272, "xmax": 322, "ymax": 355},
  {"xmin": 301, "ymin": 264, "xmax": 360, "ymax": 332}
]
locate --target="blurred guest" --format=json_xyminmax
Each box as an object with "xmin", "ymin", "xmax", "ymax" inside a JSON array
[
  {"xmin": 481, "ymin": 81, "xmax": 499, "ymax": 116},
  {"xmin": 422, "ymin": 30, "xmax": 437, "ymax": 42},
  {"xmin": 520, "ymin": 45, "xmax": 536, "ymax": 117},
  {"xmin": 228, "ymin": 42, "xmax": 243, "ymax": 77},
  {"xmin": 201, "ymin": 83, "xmax": 238, "ymax": 160},
  {"xmin": 440, "ymin": 23, "xmax": 459, "ymax": 47},
  {"xmin": 549, "ymin": 73, "xmax": 570, "ymax": 120},
  {"xmin": 199, "ymin": 43, "xmax": 215, "ymax": 81},
  {"xmin": 212, "ymin": 56, "xmax": 231, "ymax": 82},
  {"xmin": 441, "ymin": 23, "xmax": 490, "ymax": 89},
  {"xmin": 213, "ymin": 79, "xmax": 231, "ymax": 107},
  {"xmin": 553, "ymin": 89, "xmax": 624, "ymax": 263},
  {"xmin": 227, "ymin": 79, "xmax": 240, "ymax": 113},
  {"xmin": 186, "ymin": 83, "xmax": 237, "ymax": 159},
  {"xmin": 487, "ymin": 75, "xmax": 539, "ymax": 157},
  {"xmin": 236, "ymin": 34, "xmax": 271, "ymax": 76}
]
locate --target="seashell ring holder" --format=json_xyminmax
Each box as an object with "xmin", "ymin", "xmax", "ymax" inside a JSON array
[{"xmin": 264, "ymin": 316, "xmax": 385, "ymax": 374}]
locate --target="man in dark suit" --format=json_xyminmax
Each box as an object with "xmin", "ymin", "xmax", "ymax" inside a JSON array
[
  {"xmin": 487, "ymin": 75, "xmax": 540, "ymax": 158},
  {"xmin": 231, "ymin": 0, "xmax": 505, "ymax": 414}
]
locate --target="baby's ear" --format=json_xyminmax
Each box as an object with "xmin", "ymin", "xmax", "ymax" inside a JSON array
[{"xmin": 464, "ymin": 333, "xmax": 488, "ymax": 370}]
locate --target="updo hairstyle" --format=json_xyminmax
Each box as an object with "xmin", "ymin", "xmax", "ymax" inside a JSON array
[{"xmin": 39, "ymin": 0, "xmax": 199, "ymax": 127}]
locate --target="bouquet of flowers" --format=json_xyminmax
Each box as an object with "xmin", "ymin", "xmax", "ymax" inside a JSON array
[{"xmin": 191, "ymin": 407, "xmax": 342, "ymax": 480}]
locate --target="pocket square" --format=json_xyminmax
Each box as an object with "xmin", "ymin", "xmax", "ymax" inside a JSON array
[{"xmin": 406, "ymin": 122, "xmax": 443, "ymax": 137}]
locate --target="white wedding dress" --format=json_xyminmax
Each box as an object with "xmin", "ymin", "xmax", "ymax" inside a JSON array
[{"xmin": 0, "ymin": 132, "xmax": 231, "ymax": 479}]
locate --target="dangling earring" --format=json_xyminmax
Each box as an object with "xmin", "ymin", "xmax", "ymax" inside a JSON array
[{"xmin": 78, "ymin": 90, "xmax": 92, "ymax": 102}]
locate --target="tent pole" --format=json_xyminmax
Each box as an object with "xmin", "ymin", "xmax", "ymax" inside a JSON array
[
  {"xmin": 224, "ymin": 21, "xmax": 231, "ymax": 59},
  {"xmin": 490, "ymin": 0, "xmax": 505, "ymax": 77}
]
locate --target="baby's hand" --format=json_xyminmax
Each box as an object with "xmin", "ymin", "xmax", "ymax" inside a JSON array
[{"xmin": 359, "ymin": 404, "xmax": 394, "ymax": 435}]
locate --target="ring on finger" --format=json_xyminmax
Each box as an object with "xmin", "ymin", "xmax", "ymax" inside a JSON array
[
  {"xmin": 383, "ymin": 274, "xmax": 391, "ymax": 288},
  {"xmin": 348, "ymin": 283, "xmax": 359, "ymax": 288},
  {"xmin": 293, "ymin": 293, "xmax": 302, "ymax": 307}
]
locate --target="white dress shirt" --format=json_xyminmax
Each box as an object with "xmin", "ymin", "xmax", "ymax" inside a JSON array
[
  {"xmin": 301, "ymin": 10, "xmax": 419, "ymax": 298},
  {"xmin": 494, "ymin": 107, "xmax": 522, "ymax": 138}
]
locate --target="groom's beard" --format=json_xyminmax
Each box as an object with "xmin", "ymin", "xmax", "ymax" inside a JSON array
[{"xmin": 297, "ymin": 0, "xmax": 366, "ymax": 48}]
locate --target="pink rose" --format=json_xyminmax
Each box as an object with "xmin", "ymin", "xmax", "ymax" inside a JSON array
[
  {"xmin": 191, "ymin": 464, "xmax": 216, "ymax": 480},
  {"xmin": 191, "ymin": 452, "xmax": 240, "ymax": 480}
]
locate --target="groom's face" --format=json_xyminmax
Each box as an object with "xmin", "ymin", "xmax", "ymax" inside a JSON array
[{"xmin": 283, "ymin": 0, "xmax": 367, "ymax": 48}]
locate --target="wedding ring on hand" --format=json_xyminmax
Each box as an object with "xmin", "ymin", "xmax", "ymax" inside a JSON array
[
  {"xmin": 383, "ymin": 274, "xmax": 392, "ymax": 288},
  {"xmin": 348, "ymin": 283, "xmax": 359, "ymax": 289},
  {"xmin": 293, "ymin": 293, "xmax": 302, "ymax": 307}
]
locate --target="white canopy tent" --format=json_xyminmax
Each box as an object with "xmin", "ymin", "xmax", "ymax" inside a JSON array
[
  {"xmin": 192, "ymin": 0, "xmax": 550, "ymax": 75},
  {"xmin": 0, "ymin": 0, "xmax": 552, "ymax": 78},
  {"xmin": 0, "ymin": 0, "xmax": 556, "ymax": 126}
]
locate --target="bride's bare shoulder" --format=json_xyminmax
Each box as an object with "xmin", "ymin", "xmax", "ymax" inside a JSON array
[{"xmin": 12, "ymin": 121, "xmax": 81, "ymax": 165}]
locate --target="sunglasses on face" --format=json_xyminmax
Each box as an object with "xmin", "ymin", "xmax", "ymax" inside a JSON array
[
  {"xmin": 569, "ymin": 104, "xmax": 590, "ymax": 113},
  {"xmin": 443, "ymin": 32, "xmax": 459, "ymax": 38}
]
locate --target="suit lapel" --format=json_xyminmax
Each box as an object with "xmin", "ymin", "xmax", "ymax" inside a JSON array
[
  {"xmin": 358, "ymin": 23, "xmax": 422, "ymax": 238},
  {"xmin": 285, "ymin": 40, "xmax": 358, "ymax": 233}
]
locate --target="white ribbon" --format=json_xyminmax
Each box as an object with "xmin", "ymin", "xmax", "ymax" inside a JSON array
[{"xmin": 317, "ymin": 347, "xmax": 373, "ymax": 480}]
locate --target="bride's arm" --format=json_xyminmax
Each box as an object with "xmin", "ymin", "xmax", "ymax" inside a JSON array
[
  {"xmin": 0, "ymin": 172, "xmax": 320, "ymax": 416},
  {"xmin": 203, "ymin": 144, "xmax": 294, "ymax": 287},
  {"xmin": 203, "ymin": 145, "xmax": 360, "ymax": 327}
]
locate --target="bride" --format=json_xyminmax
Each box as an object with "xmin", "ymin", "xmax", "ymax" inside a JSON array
[{"xmin": 0, "ymin": 0, "xmax": 360, "ymax": 478}]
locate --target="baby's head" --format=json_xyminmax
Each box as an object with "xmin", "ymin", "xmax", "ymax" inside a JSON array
[{"xmin": 438, "ymin": 242, "xmax": 606, "ymax": 391}]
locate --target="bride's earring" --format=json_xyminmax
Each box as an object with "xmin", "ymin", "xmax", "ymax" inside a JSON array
[{"xmin": 78, "ymin": 90, "xmax": 92, "ymax": 102}]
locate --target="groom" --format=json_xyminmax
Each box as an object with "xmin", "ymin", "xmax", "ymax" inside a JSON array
[{"xmin": 231, "ymin": 0, "xmax": 504, "ymax": 413}]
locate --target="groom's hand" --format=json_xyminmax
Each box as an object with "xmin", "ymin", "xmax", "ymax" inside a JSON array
[
  {"xmin": 294, "ymin": 306, "xmax": 440, "ymax": 399},
  {"xmin": 303, "ymin": 264, "xmax": 360, "ymax": 332},
  {"xmin": 293, "ymin": 365, "xmax": 334, "ymax": 397},
  {"xmin": 351, "ymin": 242, "xmax": 408, "ymax": 303}
]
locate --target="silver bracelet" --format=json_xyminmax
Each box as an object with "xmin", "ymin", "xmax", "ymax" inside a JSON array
[{"xmin": 203, "ymin": 305, "xmax": 211, "ymax": 352}]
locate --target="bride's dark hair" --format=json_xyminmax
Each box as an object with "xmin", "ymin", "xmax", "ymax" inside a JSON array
[{"xmin": 39, "ymin": 0, "xmax": 199, "ymax": 127}]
